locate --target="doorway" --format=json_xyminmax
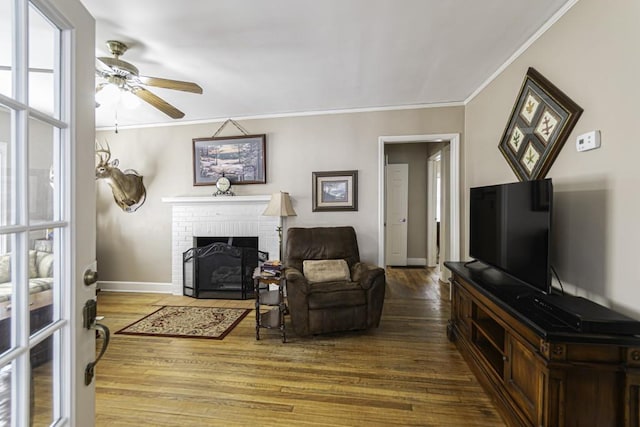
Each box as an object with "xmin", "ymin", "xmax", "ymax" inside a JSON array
[
  {"xmin": 378, "ymin": 134, "xmax": 460, "ymax": 281},
  {"xmin": 427, "ymin": 151, "xmax": 441, "ymax": 268}
]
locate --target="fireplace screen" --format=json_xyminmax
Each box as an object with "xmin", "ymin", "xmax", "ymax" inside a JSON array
[{"xmin": 183, "ymin": 242, "xmax": 258, "ymax": 299}]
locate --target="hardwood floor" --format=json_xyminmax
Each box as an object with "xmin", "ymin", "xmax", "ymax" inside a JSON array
[{"xmin": 82, "ymin": 267, "xmax": 503, "ymax": 426}]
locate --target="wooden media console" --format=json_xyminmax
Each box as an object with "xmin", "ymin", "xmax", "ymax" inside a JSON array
[{"xmin": 446, "ymin": 261, "xmax": 640, "ymax": 427}]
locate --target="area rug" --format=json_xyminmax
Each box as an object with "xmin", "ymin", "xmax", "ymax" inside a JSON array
[{"xmin": 116, "ymin": 306, "xmax": 250, "ymax": 340}]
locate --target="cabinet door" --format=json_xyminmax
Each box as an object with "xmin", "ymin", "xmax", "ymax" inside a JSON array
[
  {"xmin": 454, "ymin": 284, "xmax": 472, "ymax": 336},
  {"xmin": 504, "ymin": 334, "xmax": 544, "ymax": 425}
]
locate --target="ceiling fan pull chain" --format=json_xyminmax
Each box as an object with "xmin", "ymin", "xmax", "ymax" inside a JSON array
[
  {"xmin": 211, "ymin": 118, "xmax": 250, "ymax": 138},
  {"xmin": 115, "ymin": 109, "xmax": 118, "ymax": 134}
]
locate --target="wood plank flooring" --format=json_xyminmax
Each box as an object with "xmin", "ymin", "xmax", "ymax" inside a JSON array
[{"xmin": 43, "ymin": 267, "xmax": 506, "ymax": 426}]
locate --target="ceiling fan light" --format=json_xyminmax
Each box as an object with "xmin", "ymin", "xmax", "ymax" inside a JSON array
[
  {"xmin": 121, "ymin": 90, "xmax": 141, "ymax": 109},
  {"xmin": 95, "ymin": 83, "xmax": 120, "ymax": 107}
]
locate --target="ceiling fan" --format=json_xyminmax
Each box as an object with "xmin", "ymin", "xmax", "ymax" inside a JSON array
[{"xmin": 95, "ymin": 40, "xmax": 203, "ymax": 119}]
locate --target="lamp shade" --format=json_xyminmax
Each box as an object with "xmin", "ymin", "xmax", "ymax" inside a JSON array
[{"xmin": 263, "ymin": 192, "xmax": 297, "ymax": 217}]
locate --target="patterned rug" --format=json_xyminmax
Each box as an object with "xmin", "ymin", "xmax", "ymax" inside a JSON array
[{"xmin": 116, "ymin": 306, "xmax": 250, "ymax": 340}]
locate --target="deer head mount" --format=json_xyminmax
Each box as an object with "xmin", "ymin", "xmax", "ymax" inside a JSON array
[{"xmin": 96, "ymin": 142, "xmax": 146, "ymax": 213}]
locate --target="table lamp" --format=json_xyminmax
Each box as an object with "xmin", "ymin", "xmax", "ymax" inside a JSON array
[{"xmin": 262, "ymin": 192, "xmax": 297, "ymax": 261}]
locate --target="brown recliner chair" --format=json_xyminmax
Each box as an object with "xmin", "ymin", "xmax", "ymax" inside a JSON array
[{"xmin": 284, "ymin": 226, "xmax": 386, "ymax": 336}]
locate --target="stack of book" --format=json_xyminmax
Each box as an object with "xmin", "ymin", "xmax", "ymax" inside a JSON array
[{"xmin": 260, "ymin": 260, "xmax": 282, "ymax": 277}]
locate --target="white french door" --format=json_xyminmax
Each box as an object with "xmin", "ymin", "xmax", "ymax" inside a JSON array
[{"xmin": 0, "ymin": 0, "xmax": 95, "ymax": 425}]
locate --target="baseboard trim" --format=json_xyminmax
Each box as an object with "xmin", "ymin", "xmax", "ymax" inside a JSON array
[
  {"xmin": 97, "ymin": 281, "xmax": 173, "ymax": 294},
  {"xmin": 407, "ymin": 258, "xmax": 427, "ymax": 266}
]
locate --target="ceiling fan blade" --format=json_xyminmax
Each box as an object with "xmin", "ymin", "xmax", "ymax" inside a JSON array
[
  {"xmin": 96, "ymin": 57, "xmax": 113, "ymax": 73},
  {"xmin": 137, "ymin": 75, "xmax": 203, "ymax": 94},
  {"xmin": 131, "ymin": 86, "xmax": 185, "ymax": 119}
]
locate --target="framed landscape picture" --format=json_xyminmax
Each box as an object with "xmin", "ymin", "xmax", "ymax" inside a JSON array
[
  {"xmin": 192, "ymin": 134, "xmax": 266, "ymax": 186},
  {"xmin": 498, "ymin": 67, "xmax": 583, "ymax": 181},
  {"xmin": 312, "ymin": 170, "xmax": 358, "ymax": 212}
]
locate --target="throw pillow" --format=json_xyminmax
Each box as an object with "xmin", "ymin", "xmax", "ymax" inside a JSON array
[
  {"xmin": 28, "ymin": 250, "xmax": 37, "ymax": 279},
  {"xmin": 303, "ymin": 259, "xmax": 351, "ymax": 283},
  {"xmin": 0, "ymin": 254, "xmax": 10, "ymax": 283},
  {"xmin": 36, "ymin": 252, "xmax": 54, "ymax": 278}
]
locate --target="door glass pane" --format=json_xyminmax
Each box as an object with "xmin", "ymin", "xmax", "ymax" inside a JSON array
[
  {"xmin": 0, "ymin": 105, "xmax": 13, "ymax": 228},
  {"xmin": 0, "ymin": 0, "xmax": 12, "ymax": 99},
  {"xmin": 28, "ymin": 229, "xmax": 54, "ymax": 334},
  {"xmin": 28, "ymin": 4, "xmax": 58, "ymax": 116},
  {"xmin": 0, "ymin": 244, "xmax": 12, "ymax": 359},
  {"xmin": 0, "ymin": 362, "xmax": 13, "ymax": 424},
  {"xmin": 31, "ymin": 332, "xmax": 55, "ymax": 426},
  {"xmin": 29, "ymin": 117, "xmax": 55, "ymax": 224}
]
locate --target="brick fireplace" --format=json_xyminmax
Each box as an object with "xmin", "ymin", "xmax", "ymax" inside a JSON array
[{"xmin": 162, "ymin": 195, "xmax": 280, "ymax": 295}]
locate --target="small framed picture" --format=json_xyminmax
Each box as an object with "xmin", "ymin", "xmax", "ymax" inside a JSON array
[
  {"xmin": 192, "ymin": 134, "xmax": 266, "ymax": 186},
  {"xmin": 312, "ymin": 170, "xmax": 358, "ymax": 212}
]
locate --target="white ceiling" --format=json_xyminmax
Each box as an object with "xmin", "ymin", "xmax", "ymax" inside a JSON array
[{"xmin": 80, "ymin": 0, "xmax": 571, "ymax": 129}]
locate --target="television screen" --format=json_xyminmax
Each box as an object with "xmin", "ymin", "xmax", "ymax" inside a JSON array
[{"xmin": 469, "ymin": 179, "xmax": 552, "ymax": 293}]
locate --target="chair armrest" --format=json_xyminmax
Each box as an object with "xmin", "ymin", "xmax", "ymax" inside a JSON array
[
  {"xmin": 284, "ymin": 267, "xmax": 311, "ymax": 294},
  {"xmin": 283, "ymin": 267, "xmax": 312, "ymax": 336},
  {"xmin": 351, "ymin": 262, "xmax": 385, "ymax": 290}
]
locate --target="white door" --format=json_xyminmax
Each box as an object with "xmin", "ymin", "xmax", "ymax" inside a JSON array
[
  {"xmin": 0, "ymin": 0, "xmax": 96, "ymax": 425},
  {"xmin": 385, "ymin": 164, "xmax": 408, "ymax": 266}
]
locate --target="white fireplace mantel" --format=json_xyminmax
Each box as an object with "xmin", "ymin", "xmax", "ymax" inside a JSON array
[
  {"xmin": 162, "ymin": 195, "xmax": 280, "ymax": 295},
  {"xmin": 161, "ymin": 195, "xmax": 271, "ymax": 204}
]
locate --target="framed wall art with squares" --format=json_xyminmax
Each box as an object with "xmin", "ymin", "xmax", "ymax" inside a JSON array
[
  {"xmin": 312, "ymin": 170, "xmax": 358, "ymax": 212},
  {"xmin": 498, "ymin": 67, "xmax": 583, "ymax": 181},
  {"xmin": 192, "ymin": 134, "xmax": 266, "ymax": 186}
]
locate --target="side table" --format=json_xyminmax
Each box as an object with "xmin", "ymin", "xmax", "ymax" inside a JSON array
[{"xmin": 253, "ymin": 268, "xmax": 286, "ymax": 343}]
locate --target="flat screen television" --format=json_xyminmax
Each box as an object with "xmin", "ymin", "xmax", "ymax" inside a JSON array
[{"xmin": 469, "ymin": 179, "xmax": 553, "ymax": 294}]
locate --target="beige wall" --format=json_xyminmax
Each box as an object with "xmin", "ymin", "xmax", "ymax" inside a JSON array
[
  {"xmin": 465, "ymin": 0, "xmax": 640, "ymax": 316},
  {"xmin": 0, "ymin": 112, "xmax": 55, "ymax": 225},
  {"xmin": 96, "ymin": 107, "xmax": 464, "ymax": 284}
]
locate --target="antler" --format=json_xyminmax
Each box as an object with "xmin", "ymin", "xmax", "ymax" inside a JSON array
[{"xmin": 95, "ymin": 140, "xmax": 112, "ymax": 165}]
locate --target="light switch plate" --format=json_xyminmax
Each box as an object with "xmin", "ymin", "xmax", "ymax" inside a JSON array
[{"xmin": 576, "ymin": 130, "xmax": 601, "ymax": 152}]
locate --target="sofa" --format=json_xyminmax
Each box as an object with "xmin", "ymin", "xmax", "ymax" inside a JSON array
[
  {"xmin": 0, "ymin": 249, "xmax": 54, "ymax": 366},
  {"xmin": 284, "ymin": 226, "xmax": 386, "ymax": 336},
  {"xmin": 0, "ymin": 250, "xmax": 54, "ymax": 314}
]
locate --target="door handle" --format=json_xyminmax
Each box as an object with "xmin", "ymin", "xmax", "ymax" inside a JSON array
[
  {"xmin": 85, "ymin": 323, "xmax": 110, "ymax": 385},
  {"xmin": 82, "ymin": 299, "xmax": 111, "ymax": 385}
]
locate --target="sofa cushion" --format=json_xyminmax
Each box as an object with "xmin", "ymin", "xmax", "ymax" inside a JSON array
[
  {"xmin": 303, "ymin": 259, "xmax": 351, "ymax": 283},
  {"xmin": 0, "ymin": 278, "xmax": 54, "ymax": 303}
]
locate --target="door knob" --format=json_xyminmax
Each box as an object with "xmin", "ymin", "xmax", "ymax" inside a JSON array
[{"xmin": 84, "ymin": 269, "xmax": 98, "ymax": 286}]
